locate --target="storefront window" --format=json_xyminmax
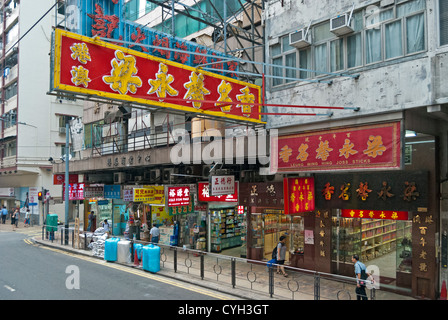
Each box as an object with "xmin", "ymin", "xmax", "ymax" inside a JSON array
[
  {"xmin": 332, "ymin": 214, "xmax": 413, "ymax": 288},
  {"xmin": 396, "ymin": 220, "xmax": 412, "ymax": 273},
  {"xmin": 210, "ymin": 207, "xmax": 245, "ymax": 253},
  {"xmin": 290, "ymin": 216, "xmax": 305, "ymax": 254}
]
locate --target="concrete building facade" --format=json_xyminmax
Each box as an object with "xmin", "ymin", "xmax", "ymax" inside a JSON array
[{"xmin": 0, "ymin": 0, "xmax": 83, "ymax": 222}]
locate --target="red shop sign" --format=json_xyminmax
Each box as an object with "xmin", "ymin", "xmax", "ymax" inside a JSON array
[
  {"xmin": 341, "ymin": 209, "xmax": 409, "ymax": 221},
  {"xmin": 283, "ymin": 177, "xmax": 315, "ymax": 215},
  {"xmin": 62, "ymin": 183, "xmax": 85, "ymax": 201},
  {"xmin": 198, "ymin": 182, "xmax": 238, "ymax": 203},
  {"xmin": 271, "ymin": 122, "xmax": 401, "ymax": 173},
  {"xmin": 167, "ymin": 186, "xmax": 190, "ymax": 207},
  {"xmin": 53, "ymin": 174, "xmax": 78, "ymax": 185}
]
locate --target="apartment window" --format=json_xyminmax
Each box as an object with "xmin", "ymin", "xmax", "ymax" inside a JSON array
[
  {"xmin": 1, "ymin": 110, "xmax": 16, "ymax": 128},
  {"xmin": 125, "ymin": 0, "xmax": 139, "ymax": 20},
  {"xmin": 270, "ymin": 0, "xmax": 426, "ymax": 84},
  {"xmin": 4, "ymin": 82, "xmax": 17, "ymax": 100},
  {"xmin": 5, "ymin": 22, "xmax": 19, "ymax": 46},
  {"xmin": 440, "ymin": 0, "xmax": 448, "ymax": 46},
  {"xmin": 5, "ymin": 140, "xmax": 16, "ymax": 157},
  {"xmin": 60, "ymin": 144, "xmax": 75, "ymax": 158},
  {"xmin": 270, "ymin": 35, "xmax": 297, "ymax": 86}
]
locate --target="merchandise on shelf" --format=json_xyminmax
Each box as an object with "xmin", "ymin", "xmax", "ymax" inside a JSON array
[{"xmin": 210, "ymin": 207, "xmax": 246, "ymax": 253}]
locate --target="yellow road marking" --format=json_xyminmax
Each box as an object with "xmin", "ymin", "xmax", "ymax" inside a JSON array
[{"xmin": 25, "ymin": 240, "xmax": 235, "ymax": 300}]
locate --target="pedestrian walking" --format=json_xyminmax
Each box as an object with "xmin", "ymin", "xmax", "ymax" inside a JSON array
[
  {"xmin": 24, "ymin": 208, "xmax": 30, "ymax": 227},
  {"xmin": 352, "ymin": 254, "xmax": 370, "ymax": 300},
  {"xmin": 150, "ymin": 223, "xmax": 160, "ymax": 244},
  {"xmin": 13, "ymin": 207, "xmax": 19, "ymax": 228},
  {"xmin": 1, "ymin": 205, "xmax": 8, "ymax": 224},
  {"xmin": 276, "ymin": 235, "xmax": 288, "ymax": 277}
]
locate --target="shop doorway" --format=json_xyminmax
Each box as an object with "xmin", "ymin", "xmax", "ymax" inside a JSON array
[
  {"xmin": 332, "ymin": 213, "xmax": 412, "ymax": 289},
  {"xmin": 210, "ymin": 205, "xmax": 247, "ymax": 257}
]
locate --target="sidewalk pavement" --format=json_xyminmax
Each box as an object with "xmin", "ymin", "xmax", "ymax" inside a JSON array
[{"xmin": 1, "ymin": 223, "xmax": 417, "ymax": 300}]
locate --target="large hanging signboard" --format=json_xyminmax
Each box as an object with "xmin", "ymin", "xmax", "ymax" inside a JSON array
[
  {"xmin": 271, "ymin": 122, "xmax": 401, "ymax": 173},
  {"xmin": 51, "ymin": 29, "xmax": 263, "ymax": 124},
  {"xmin": 314, "ymin": 170, "xmax": 428, "ymax": 212}
]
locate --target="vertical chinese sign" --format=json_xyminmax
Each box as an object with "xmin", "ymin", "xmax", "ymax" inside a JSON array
[
  {"xmin": 271, "ymin": 122, "xmax": 401, "ymax": 173},
  {"xmin": 51, "ymin": 29, "xmax": 263, "ymax": 124},
  {"xmin": 283, "ymin": 177, "xmax": 315, "ymax": 215}
]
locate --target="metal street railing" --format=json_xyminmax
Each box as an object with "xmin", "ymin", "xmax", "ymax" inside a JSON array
[{"xmin": 38, "ymin": 226, "xmax": 398, "ymax": 300}]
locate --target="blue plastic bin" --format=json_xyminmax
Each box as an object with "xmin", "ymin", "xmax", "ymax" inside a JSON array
[
  {"xmin": 104, "ymin": 238, "xmax": 120, "ymax": 262},
  {"xmin": 142, "ymin": 244, "xmax": 160, "ymax": 273}
]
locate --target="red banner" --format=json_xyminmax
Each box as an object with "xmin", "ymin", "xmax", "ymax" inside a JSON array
[
  {"xmin": 341, "ymin": 209, "xmax": 408, "ymax": 221},
  {"xmin": 62, "ymin": 183, "xmax": 85, "ymax": 200},
  {"xmin": 198, "ymin": 182, "xmax": 238, "ymax": 202},
  {"xmin": 52, "ymin": 29, "xmax": 262, "ymax": 123},
  {"xmin": 167, "ymin": 186, "xmax": 190, "ymax": 207},
  {"xmin": 271, "ymin": 122, "xmax": 401, "ymax": 173},
  {"xmin": 283, "ymin": 177, "xmax": 315, "ymax": 214},
  {"xmin": 53, "ymin": 174, "xmax": 78, "ymax": 185}
]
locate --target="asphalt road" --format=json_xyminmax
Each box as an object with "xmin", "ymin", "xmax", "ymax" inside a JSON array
[{"xmin": 0, "ymin": 231, "xmax": 236, "ymax": 300}]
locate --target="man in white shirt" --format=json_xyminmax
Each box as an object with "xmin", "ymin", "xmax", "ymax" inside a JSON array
[{"xmin": 150, "ymin": 224, "xmax": 160, "ymax": 244}]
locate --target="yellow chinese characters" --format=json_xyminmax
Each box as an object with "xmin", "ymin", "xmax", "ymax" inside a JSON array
[
  {"xmin": 236, "ymin": 86, "xmax": 255, "ymax": 116},
  {"xmin": 103, "ymin": 50, "xmax": 142, "ymax": 95},
  {"xmin": 315, "ymin": 140, "xmax": 333, "ymax": 161},
  {"xmin": 339, "ymin": 138, "xmax": 358, "ymax": 159},
  {"xmin": 147, "ymin": 63, "xmax": 179, "ymax": 99},
  {"xmin": 71, "ymin": 66, "xmax": 91, "ymax": 88},
  {"xmin": 216, "ymin": 80, "xmax": 233, "ymax": 112},
  {"xmin": 279, "ymin": 145, "xmax": 292, "ymax": 163},
  {"xmin": 184, "ymin": 71, "xmax": 210, "ymax": 109},
  {"xmin": 70, "ymin": 43, "xmax": 91, "ymax": 64},
  {"xmin": 297, "ymin": 144, "xmax": 309, "ymax": 162},
  {"xmin": 363, "ymin": 135, "xmax": 387, "ymax": 158}
]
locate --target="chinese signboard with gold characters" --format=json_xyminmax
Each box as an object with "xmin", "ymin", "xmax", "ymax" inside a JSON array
[
  {"xmin": 51, "ymin": 29, "xmax": 263, "ymax": 124},
  {"xmin": 283, "ymin": 177, "xmax": 315, "ymax": 215},
  {"xmin": 271, "ymin": 122, "xmax": 401, "ymax": 173}
]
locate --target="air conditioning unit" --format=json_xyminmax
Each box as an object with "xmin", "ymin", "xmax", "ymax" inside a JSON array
[
  {"xmin": 114, "ymin": 172, "xmax": 125, "ymax": 184},
  {"xmin": 185, "ymin": 165, "xmax": 201, "ymax": 177},
  {"xmin": 202, "ymin": 165, "xmax": 213, "ymax": 177},
  {"xmin": 289, "ymin": 23, "xmax": 311, "ymax": 48},
  {"xmin": 134, "ymin": 176, "xmax": 143, "ymax": 182},
  {"xmin": 149, "ymin": 169, "xmax": 161, "ymax": 182},
  {"xmin": 59, "ymin": 127, "xmax": 66, "ymax": 134},
  {"xmin": 330, "ymin": 13, "xmax": 354, "ymax": 36},
  {"xmin": 162, "ymin": 168, "xmax": 175, "ymax": 183}
]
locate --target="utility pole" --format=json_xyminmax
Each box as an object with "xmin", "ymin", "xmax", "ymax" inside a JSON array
[{"xmin": 64, "ymin": 117, "xmax": 70, "ymax": 245}]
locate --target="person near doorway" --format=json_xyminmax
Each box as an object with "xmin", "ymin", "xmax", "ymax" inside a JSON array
[
  {"xmin": 87, "ymin": 211, "xmax": 96, "ymax": 232},
  {"xmin": 150, "ymin": 224, "xmax": 160, "ymax": 244},
  {"xmin": 1, "ymin": 206, "xmax": 8, "ymax": 224},
  {"xmin": 352, "ymin": 254, "xmax": 370, "ymax": 300},
  {"xmin": 102, "ymin": 219, "xmax": 110, "ymax": 235},
  {"xmin": 276, "ymin": 235, "xmax": 288, "ymax": 277}
]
